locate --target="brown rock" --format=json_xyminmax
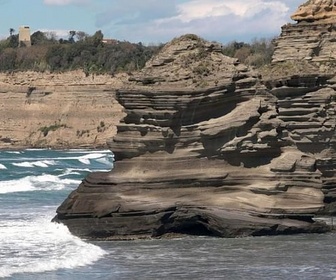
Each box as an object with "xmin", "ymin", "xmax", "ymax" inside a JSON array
[
  {"xmin": 0, "ymin": 71, "xmax": 126, "ymax": 149},
  {"xmin": 53, "ymin": 34, "xmax": 333, "ymax": 240},
  {"xmin": 291, "ymin": 0, "xmax": 336, "ymax": 23},
  {"xmin": 272, "ymin": 0, "xmax": 336, "ymax": 67}
]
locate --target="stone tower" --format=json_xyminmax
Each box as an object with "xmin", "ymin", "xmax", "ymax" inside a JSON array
[{"xmin": 19, "ymin": 26, "xmax": 31, "ymax": 47}]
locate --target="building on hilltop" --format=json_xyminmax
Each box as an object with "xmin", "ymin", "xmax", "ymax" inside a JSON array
[{"xmin": 19, "ymin": 26, "xmax": 31, "ymax": 47}]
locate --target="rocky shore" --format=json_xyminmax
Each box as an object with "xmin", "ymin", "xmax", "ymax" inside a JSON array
[
  {"xmin": 0, "ymin": 0, "xmax": 327, "ymax": 240},
  {"xmin": 53, "ymin": 16, "xmax": 335, "ymax": 239}
]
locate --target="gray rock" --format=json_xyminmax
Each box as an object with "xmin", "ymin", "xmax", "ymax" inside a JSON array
[{"xmin": 53, "ymin": 33, "xmax": 334, "ymax": 240}]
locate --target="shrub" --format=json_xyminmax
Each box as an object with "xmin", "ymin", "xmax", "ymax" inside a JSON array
[{"xmin": 39, "ymin": 124, "xmax": 67, "ymax": 137}]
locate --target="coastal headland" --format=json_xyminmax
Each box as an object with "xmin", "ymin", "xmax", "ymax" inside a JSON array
[
  {"xmin": 2, "ymin": 0, "xmax": 336, "ymax": 239},
  {"xmin": 53, "ymin": 0, "xmax": 336, "ymax": 239}
]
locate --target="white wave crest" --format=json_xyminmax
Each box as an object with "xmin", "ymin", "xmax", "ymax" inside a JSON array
[
  {"xmin": 95, "ymin": 156, "xmax": 114, "ymax": 165},
  {"xmin": 12, "ymin": 160, "xmax": 58, "ymax": 168},
  {"xmin": 78, "ymin": 158, "xmax": 91, "ymax": 165},
  {"xmin": 77, "ymin": 153, "xmax": 111, "ymax": 165},
  {"xmin": 0, "ymin": 174, "xmax": 81, "ymax": 194},
  {"xmin": 5, "ymin": 151, "xmax": 21, "ymax": 154},
  {"xmin": 58, "ymin": 168, "xmax": 91, "ymax": 177},
  {"xmin": 0, "ymin": 213, "xmax": 106, "ymax": 278},
  {"xmin": 0, "ymin": 163, "xmax": 7, "ymax": 170}
]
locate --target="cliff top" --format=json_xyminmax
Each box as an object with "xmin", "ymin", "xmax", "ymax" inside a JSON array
[
  {"xmin": 0, "ymin": 70, "xmax": 127, "ymax": 93},
  {"xmin": 126, "ymin": 34, "xmax": 256, "ymax": 90},
  {"xmin": 291, "ymin": 0, "xmax": 336, "ymax": 22}
]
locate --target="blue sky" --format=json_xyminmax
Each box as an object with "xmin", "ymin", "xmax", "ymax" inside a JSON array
[{"xmin": 0, "ymin": 0, "xmax": 304, "ymax": 44}]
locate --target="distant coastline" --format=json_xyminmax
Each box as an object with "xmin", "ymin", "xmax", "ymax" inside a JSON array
[{"xmin": 0, "ymin": 70, "xmax": 126, "ymax": 150}]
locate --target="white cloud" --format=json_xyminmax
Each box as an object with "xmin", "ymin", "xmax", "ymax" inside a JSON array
[
  {"xmin": 101, "ymin": 0, "xmax": 296, "ymax": 43},
  {"xmin": 38, "ymin": 29, "xmax": 70, "ymax": 38},
  {"xmin": 160, "ymin": 0, "xmax": 288, "ymax": 23},
  {"xmin": 43, "ymin": 0, "xmax": 89, "ymax": 5},
  {"xmin": 91, "ymin": 0, "xmax": 306, "ymax": 43}
]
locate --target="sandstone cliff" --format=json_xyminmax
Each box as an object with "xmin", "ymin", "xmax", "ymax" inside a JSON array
[
  {"xmin": 53, "ymin": 33, "xmax": 335, "ymax": 240},
  {"xmin": 0, "ymin": 71, "xmax": 125, "ymax": 149},
  {"xmin": 291, "ymin": 0, "xmax": 336, "ymax": 23},
  {"xmin": 273, "ymin": 0, "xmax": 336, "ymax": 67}
]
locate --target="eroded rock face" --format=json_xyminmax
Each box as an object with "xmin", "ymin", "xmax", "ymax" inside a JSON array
[
  {"xmin": 0, "ymin": 71, "xmax": 125, "ymax": 149},
  {"xmin": 273, "ymin": 0, "xmax": 336, "ymax": 65},
  {"xmin": 291, "ymin": 0, "xmax": 336, "ymax": 23},
  {"xmin": 53, "ymin": 34, "xmax": 335, "ymax": 240}
]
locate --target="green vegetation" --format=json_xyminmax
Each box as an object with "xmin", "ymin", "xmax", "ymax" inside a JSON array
[
  {"xmin": 222, "ymin": 38, "xmax": 275, "ymax": 68},
  {"xmin": 0, "ymin": 30, "xmax": 162, "ymax": 74},
  {"xmin": 76, "ymin": 129, "xmax": 90, "ymax": 137},
  {"xmin": 39, "ymin": 123, "xmax": 67, "ymax": 137},
  {"xmin": 97, "ymin": 121, "xmax": 106, "ymax": 133},
  {"xmin": 0, "ymin": 29, "xmax": 275, "ymax": 74},
  {"xmin": 193, "ymin": 63, "xmax": 210, "ymax": 76}
]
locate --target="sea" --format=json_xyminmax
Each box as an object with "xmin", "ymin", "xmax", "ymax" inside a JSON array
[{"xmin": 0, "ymin": 149, "xmax": 336, "ymax": 280}]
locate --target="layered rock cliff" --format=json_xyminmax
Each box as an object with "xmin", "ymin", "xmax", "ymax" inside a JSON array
[
  {"xmin": 273, "ymin": 0, "xmax": 336, "ymax": 66},
  {"xmin": 0, "ymin": 71, "xmax": 125, "ymax": 149},
  {"xmin": 53, "ymin": 33, "xmax": 335, "ymax": 240},
  {"xmin": 267, "ymin": 0, "xmax": 336, "ymax": 217},
  {"xmin": 291, "ymin": 0, "xmax": 336, "ymax": 23}
]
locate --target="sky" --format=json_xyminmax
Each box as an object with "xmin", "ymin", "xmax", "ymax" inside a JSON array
[{"xmin": 0, "ymin": 0, "xmax": 304, "ymax": 44}]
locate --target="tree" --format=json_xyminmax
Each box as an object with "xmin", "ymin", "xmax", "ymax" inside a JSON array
[
  {"xmin": 76, "ymin": 31, "xmax": 88, "ymax": 42},
  {"xmin": 90, "ymin": 30, "xmax": 104, "ymax": 48},
  {"xmin": 8, "ymin": 34, "xmax": 19, "ymax": 48},
  {"xmin": 6, "ymin": 28, "xmax": 19, "ymax": 48},
  {"xmin": 9, "ymin": 28, "xmax": 15, "ymax": 37},
  {"xmin": 68, "ymin": 30, "xmax": 76, "ymax": 44},
  {"xmin": 222, "ymin": 38, "xmax": 275, "ymax": 68},
  {"xmin": 46, "ymin": 45, "xmax": 66, "ymax": 70},
  {"xmin": 31, "ymin": 31, "xmax": 50, "ymax": 45},
  {"xmin": 44, "ymin": 31, "xmax": 57, "ymax": 43},
  {"xmin": 0, "ymin": 29, "xmax": 161, "ymax": 73},
  {"xmin": 0, "ymin": 48, "xmax": 17, "ymax": 70},
  {"xmin": 234, "ymin": 46, "xmax": 251, "ymax": 63}
]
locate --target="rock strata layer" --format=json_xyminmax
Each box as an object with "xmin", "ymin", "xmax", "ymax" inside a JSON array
[
  {"xmin": 0, "ymin": 71, "xmax": 125, "ymax": 149},
  {"xmin": 291, "ymin": 0, "xmax": 336, "ymax": 23},
  {"xmin": 53, "ymin": 34, "xmax": 335, "ymax": 239},
  {"xmin": 273, "ymin": 0, "xmax": 336, "ymax": 66}
]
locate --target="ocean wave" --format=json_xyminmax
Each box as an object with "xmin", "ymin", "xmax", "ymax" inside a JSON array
[
  {"xmin": 0, "ymin": 174, "xmax": 81, "ymax": 194},
  {"xmin": 0, "ymin": 163, "xmax": 7, "ymax": 170},
  {"xmin": 12, "ymin": 160, "xmax": 58, "ymax": 168},
  {"xmin": 46, "ymin": 152, "xmax": 114, "ymax": 166},
  {"xmin": 95, "ymin": 156, "xmax": 114, "ymax": 165},
  {"xmin": 0, "ymin": 213, "xmax": 106, "ymax": 278},
  {"xmin": 65, "ymin": 149, "xmax": 112, "ymax": 154},
  {"xmin": 78, "ymin": 158, "xmax": 91, "ymax": 165},
  {"xmin": 77, "ymin": 153, "xmax": 113, "ymax": 165},
  {"xmin": 58, "ymin": 168, "xmax": 92, "ymax": 177},
  {"xmin": 4, "ymin": 151, "xmax": 21, "ymax": 154}
]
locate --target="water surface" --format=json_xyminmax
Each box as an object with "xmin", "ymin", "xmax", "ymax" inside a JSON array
[{"xmin": 0, "ymin": 149, "xmax": 335, "ymax": 279}]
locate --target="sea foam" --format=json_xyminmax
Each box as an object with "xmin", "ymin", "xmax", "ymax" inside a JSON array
[
  {"xmin": 0, "ymin": 174, "xmax": 80, "ymax": 194},
  {"xmin": 12, "ymin": 160, "xmax": 57, "ymax": 168},
  {"xmin": 0, "ymin": 213, "xmax": 106, "ymax": 278}
]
